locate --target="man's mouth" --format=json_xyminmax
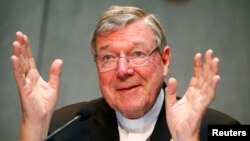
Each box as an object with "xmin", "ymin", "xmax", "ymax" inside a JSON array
[{"xmin": 116, "ymin": 85, "xmax": 140, "ymax": 91}]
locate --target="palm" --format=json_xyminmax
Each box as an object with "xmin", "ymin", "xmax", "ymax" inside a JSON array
[
  {"xmin": 11, "ymin": 31, "xmax": 63, "ymax": 124},
  {"xmin": 21, "ymin": 71, "xmax": 58, "ymax": 122},
  {"xmin": 165, "ymin": 50, "xmax": 220, "ymax": 140}
]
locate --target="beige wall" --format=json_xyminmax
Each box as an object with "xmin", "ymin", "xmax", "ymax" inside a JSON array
[{"xmin": 1, "ymin": 0, "xmax": 249, "ymax": 140}]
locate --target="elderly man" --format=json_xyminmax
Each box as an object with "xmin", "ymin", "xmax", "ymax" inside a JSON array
[{"xmin": 11, "ymin": 6, "xmax": 239, "ymax": 141}]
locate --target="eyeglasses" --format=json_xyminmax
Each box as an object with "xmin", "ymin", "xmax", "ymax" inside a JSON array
[{"xmin": 95, "ymin": 47, "xmax": 159, "ymax": 72}]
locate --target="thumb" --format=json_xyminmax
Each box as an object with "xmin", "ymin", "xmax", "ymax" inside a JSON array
[
  {"xmin": 165, "ymin": 77, "xmax": 178, "ymax": 109},
  {"xmin": 48, "ymin": 59, "xmax": 63, "ymax": 92}
]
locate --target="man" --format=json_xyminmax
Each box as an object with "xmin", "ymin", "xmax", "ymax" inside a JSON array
[{"xmin": 11, "ymin": 6, "xmax": 239, "ymax": 141}]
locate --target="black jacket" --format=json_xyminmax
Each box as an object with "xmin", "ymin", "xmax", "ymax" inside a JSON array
[{"xmin": 48, "ymin": 97, "xmax": 240, "ymax": 141}]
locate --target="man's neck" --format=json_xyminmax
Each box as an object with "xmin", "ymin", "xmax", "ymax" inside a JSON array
[{"xmin": 115, "ymin": 89, "xmax": 164, "ymax": 133}]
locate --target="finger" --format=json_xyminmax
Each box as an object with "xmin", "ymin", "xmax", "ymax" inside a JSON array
[
  {"xmin": 16, "ymin": 31, "xmax": 24, "ymax": 45},
  {"xmin": 211, "ymin": 75, "xmax": 220, "ymax": 90},
  {"xmin": 203, "ymin": 75, "xmax": 221, "ymax": 106},
  {"xmin": 12, "ymin": 41, "xmax": 22, "ymax": 58},
  {"xmin": 191, "ymin": 53, "xmax": 203, "ymax": 88},
  {"xmin": 200, "ymin": 52, "xmax": 220, "ymax": 96},
  {"xmin": 203, "ymin": 49, "xmax": 213, "ymax": 78},
  {"xmin": 166, "ymin": 78, "xmax": 178, "ymax": 109},
  {"xmin": 23, "ymin": 34, "xmax": 32, "ymax": 58},
  {"xmin": 16, "ymin": 32, "xmax": 28, "ymax": 62},
  {"xmin": 23, "ymin": 34, "xmax": 36, "ymax": 69},
  {"xmin": 205, "ymin": 49, "xmax": 213, "ymax": 64},
  {"xmin": 211, "ymin": 57, "xmax": 219, "ymax": 75},
  {"xmin": 204, "ymin": 53, "xmax": 219, "ymax": 89},
  {"xmin": 16, "ymin": 32, "xmax": 30, "ymax": 74},
  {"xmin": 11, "ymin": 55, "xmax": 25, "ymax": 91},
  {"xmin": 205, "ymin": 57, "xmax": 219, "ymax": 88},
  {"xmin": 193, "ymin": 53, "xmax": 202, "ymax": 79},
  {"xmin": 48, "ymin": 59, "xmax": 63, "ymax": 93},
  {"xmin": 12, "ymin": 40, "xmax": 26, "ymax": 79}
]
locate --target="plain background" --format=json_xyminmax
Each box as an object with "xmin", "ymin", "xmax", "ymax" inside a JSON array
[{"xmin": 1, "ymin": 0, "xmax": 249, "ymax": 140}]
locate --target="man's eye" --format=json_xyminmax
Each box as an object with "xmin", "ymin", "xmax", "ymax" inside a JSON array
[
  {"xmin": 102, "ymin": 55, "xmax": 114, "ymax": 61},
  {"xmin": 134, "ymin": 51, "xmax": 146, "ymax": 58}
]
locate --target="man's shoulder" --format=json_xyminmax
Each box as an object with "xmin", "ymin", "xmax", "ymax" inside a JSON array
[
  {"xmin": 53, "ymin": 97, "xmax": 106, "ymax": 116},
  {"xmin": 49, "ymin": 97, "xmax": 108, "ymax": 132},
  {"xmin": 203, "ymin": 107, "xmax": 240, "ymax": 125}
]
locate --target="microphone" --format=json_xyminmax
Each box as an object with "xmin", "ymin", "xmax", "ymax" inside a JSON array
[{"xmin": 43, "ymin": 108, "xmax": 92, "ymax": 141}]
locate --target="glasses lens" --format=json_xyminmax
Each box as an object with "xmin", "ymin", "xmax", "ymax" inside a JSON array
[
  {"xmin": 130, "ymin": 57, "xmax": 148, "ymax": 66},
  {"xmin": 102, "ymin": 60, "xmax": 116, "ymax": 68}
]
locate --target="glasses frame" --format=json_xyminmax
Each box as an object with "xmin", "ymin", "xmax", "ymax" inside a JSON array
[{"xmin": 95, "ymin": 47, "xmax": 160, "ymax": 72}]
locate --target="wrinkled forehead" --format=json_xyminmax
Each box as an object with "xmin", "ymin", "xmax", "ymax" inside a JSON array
[
  {"xmin": 95, "ymin": 21, "xmax": 157, "ymax": 52},
  {"xmin": 96, "ymin": 14, "xmax": 141, "ymax": 36}
]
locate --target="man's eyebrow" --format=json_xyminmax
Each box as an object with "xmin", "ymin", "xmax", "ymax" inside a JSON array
[
  {"xmin": 99, "ymin": 45, "xmax": 109, "ymax": 50},
  {"xmin": 131, "ymin": 41, "xmax": 150, "ymax": 50},
  {"xmin": 132, "ymin": 41, "xmax": 145, "ymax": 46},
  {"xmin": 98, "ymin": 41, "xmax": 149, "ymax": 51}
]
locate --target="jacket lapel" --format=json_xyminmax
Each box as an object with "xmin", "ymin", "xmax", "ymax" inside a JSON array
[
  {"xmin": 150, "ymin": 101, "xmax": 172, "ymax": 141},
  {"xmin": 89, "ymin": 100, "xmax": 119, "ymax": 141}
]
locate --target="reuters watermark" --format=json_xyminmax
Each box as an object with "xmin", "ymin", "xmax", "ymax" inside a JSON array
[{"xmin": 208, "ymin": 125, "xmax": 250, "ymax": 140}]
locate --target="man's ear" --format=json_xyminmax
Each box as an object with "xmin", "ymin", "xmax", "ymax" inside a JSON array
[{"xmin": 162, "ymin": 46, "xmax": 171, "ymax": 77}]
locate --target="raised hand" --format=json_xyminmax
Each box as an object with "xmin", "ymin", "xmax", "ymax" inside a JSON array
[
  {"xmin": 11, "ymin": 31, "xmax": 63, "ymax": 141},
  {"xmin": 165, "ymin": 49, "xmax": 220, "ymax": 141}
]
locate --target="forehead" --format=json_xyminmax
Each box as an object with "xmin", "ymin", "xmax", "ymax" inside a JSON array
[{"xmin": 95, "ymin": 21, "xmax": 156, "ymax": 51}]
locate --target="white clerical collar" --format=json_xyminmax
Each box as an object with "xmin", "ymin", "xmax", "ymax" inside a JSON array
[{"xmin": 115, "ymin": 89, "xmax": 164, "ymax": 133}]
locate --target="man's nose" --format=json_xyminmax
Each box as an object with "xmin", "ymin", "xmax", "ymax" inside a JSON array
[{"xmin": 116, "ymin": 57, "xmax": 134, "ymax": 79}]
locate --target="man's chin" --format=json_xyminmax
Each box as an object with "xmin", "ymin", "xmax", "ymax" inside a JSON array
[{"xmin": 117, "ymin": 104, "xmax": 147, "ymax": 119}]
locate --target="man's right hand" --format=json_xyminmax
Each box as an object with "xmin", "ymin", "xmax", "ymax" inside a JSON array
[
  {"xmin": 165, "ymin": 50, "xmax": 220, "ymax": 141},
  {"xmin": 11, "ymin": 31, "xmax": 63, "ymax": 141}
]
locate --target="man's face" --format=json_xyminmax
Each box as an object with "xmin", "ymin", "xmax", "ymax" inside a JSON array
[{"xmin": 95, "ymin": 21, "xmax": 170, "ymax": 119}]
